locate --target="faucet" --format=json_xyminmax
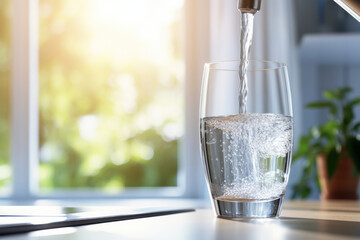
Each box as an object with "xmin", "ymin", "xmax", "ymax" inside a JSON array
[
  {"xmin": 333, "ymin": 0, "xmax": 360, "ymax": 22},
  {"xmin": 237, "ymin": 0, "xmax": 360, "ymax": 22},
  {"xmin": 237, "ymin": 0, "xmax": 261, "ymax": 14}
]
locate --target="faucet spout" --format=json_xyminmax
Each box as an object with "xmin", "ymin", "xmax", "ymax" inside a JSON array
[{"xmin": 238, "ymin": 0, "xmax": 262, "ymax": 13}]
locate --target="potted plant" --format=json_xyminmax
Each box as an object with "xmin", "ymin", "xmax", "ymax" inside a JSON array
[{"xmin": 292, "ymin": 87, "xmax": 360, "ymax": 199}]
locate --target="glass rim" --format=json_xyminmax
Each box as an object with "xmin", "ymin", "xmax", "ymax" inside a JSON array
[{"xmin": 205, "ymin": 60, "xmax": 287, "ymax": 72}]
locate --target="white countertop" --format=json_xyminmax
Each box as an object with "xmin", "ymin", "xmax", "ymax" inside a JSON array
[{"xmin": 0, "ymin": 200, "xmax": 359, "ymax": 240}]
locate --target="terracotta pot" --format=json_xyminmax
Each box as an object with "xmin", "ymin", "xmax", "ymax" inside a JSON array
[{"xmin": 317, "ymin": 152, "xmax": 359, "ymax": 200}]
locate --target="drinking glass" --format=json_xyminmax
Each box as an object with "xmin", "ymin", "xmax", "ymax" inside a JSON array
[{"xmin": 200, "ymin": 60, "xmax": 293, "ymax": 218}]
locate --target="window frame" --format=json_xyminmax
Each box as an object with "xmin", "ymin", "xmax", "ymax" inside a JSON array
[
  {"xmin": 8, "ymin": 0, "xmax": 210, "ymax": 200},
  {"xmin": 11, "ymin": 0, "xmax": 39, "ymax": 200}
]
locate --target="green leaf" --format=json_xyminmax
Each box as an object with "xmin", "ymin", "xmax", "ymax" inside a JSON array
[
  {"xmin": 291, "ymin": 181, "xmax": 311, "ymax": 199},
  {"xmin": 317, "ymin": 121, "xmax": 338, "ymax": 146},
  {"xmin": 345, "ymin": 97, "xmax": 360, "ymax": 109},
  {"xmin": 347, "ymin": 137, "xmax": 360, "ymax": 173},
  {"xmin": 338, "ymin": 87, "xmax": 352, "ymax": 97},
  {"xmin": 326, "ymin": 147, "xmax": 340, "ymax": 180},
  {"xmin": 306, "ymin": 101, "xmax": 337, "ymax": 116},
  {"xmin": 323, "ymin": 87, "xmax": 351, "ymax": 100},
  {"xmin": 319, "ymin": 120, "xmax": 338, "ymax": 135},
  {"xmin": 343, "ymin": 106, "xmax": 355, "ymax": 130},
  {"xmin": 309, "ymin": 142, "xmax": 324, "ymax": 156},
  {"xmin": 291, "ymin": 156, "xmax": 317, "ymax": 199},
  {"xmin": 353, "ymin": 122, "xmax": 360, "ymax": 132},
  {"xmin": 300, "ymin": 186, "xmax": 311, "ymax": 199},
  {"xmin": 306, "ymin": 101, "xmax": 334, "ymax": 108},
  {"xmin": 324, "ymin": 91, "xmax": 339, "ymax": 100}
]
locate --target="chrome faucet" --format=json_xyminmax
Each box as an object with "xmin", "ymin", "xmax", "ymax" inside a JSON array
[
  {"xmin": 333, "ymin": 0, "xmax": 360, "ymax": 22},
  {"xmin": 237, "ymin": 0, "xmax": 360, "ymax": 22}
]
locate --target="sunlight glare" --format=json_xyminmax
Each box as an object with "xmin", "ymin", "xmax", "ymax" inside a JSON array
[{"xmin": 84, "ymin": 0, "xmax": 184, "ymax": 64}]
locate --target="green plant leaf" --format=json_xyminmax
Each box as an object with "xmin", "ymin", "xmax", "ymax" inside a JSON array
[
  {"xmin": 300, "ymin": 186, "xmax": 311, "ymax": 199},
  {"xmin": 291, "ymin": 155, "xmax": 317, "ymax": 199},
  {"xmin": 324, "ymin": 91, "xmax": 339, "ymax": 100},
  {"xmin": 317, "ymin": 121, "xmax": 338, "ymax": 147},
  {"xmin": 347, "ymin": 137, "xmax": 360, "ymax": 173},
  {"xmin": 306, "ymin": 101, "xmax": 337, "ymax": 116},
  {"xmin": 338, "ymin": 87, "xmax": 352, "ymax": 97},
  {"xmin": 291, "ymin": 173, "xmax": 312, "ymax": 199},
  {"xmin": 291, "ymin": 183, "xmax": 311, "ymax": 199},
  {"xmin": 353, "ymin": 122, "xmax": 360, "ymax": 132},
  {"xmin": 308, "ymin": 142, "xmax": 324, "ymax": 157},
  {"xmin": 306, "ymin": 101, "xmax": 334, "ymax": 109},
  {"xmin": 323, "ymin": 87, "xmax": 351, "ymax": 100},
  {"xmin": 326, "ymin": 147, "xmax": 340, "ymax": 180},
  {"xmin": 319, "ymin": 120, "xmax": 338, "ymax": 134},
  {"xmin": 343, "ymin": 106, "xmax": 355, "ymax": 131},
  {"xmin": 345, "ymin": 97, "xmax": 360, "ymax": 109}
]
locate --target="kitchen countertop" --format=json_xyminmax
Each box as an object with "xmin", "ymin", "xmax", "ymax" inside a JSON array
[{"xmin": 0, "ymin": 200, "xmax": 359, "ymax": 240}]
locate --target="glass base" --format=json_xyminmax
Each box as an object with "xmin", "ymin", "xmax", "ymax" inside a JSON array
[{"xmin": 214, "ymin": 196, "xmax": 284, "ymax": 219}]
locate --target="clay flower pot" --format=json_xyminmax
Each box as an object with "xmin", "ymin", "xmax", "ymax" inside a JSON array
[{"xmin": 317, "ymin": 152, "xmax": 359, "ymax": 200}]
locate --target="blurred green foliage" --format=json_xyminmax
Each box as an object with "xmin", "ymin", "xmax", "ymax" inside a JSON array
[
  {"xmin": 38, "ymin": 0, "xmax": 183, "ymax": 191},
  {"xmin": 0, "ymin": 0, "xmax": 11, "ymax": 192}
]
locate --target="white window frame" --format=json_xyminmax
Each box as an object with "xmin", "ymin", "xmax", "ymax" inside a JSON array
[{"xmin": 8, "ymin": 0, "xmax": 210, "ymax": 201}]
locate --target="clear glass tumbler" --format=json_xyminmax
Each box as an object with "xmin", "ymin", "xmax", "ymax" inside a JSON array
[{"xmin": 200, "ymin": 60, "xmax": 293, "ymax": 218}]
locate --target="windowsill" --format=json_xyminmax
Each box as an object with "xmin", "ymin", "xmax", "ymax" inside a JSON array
[{"xmin": 0, "ymin": 198, "xmax": 212, "ymax": 209}]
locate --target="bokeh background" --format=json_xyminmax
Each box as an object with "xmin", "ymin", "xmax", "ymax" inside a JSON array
[
  {"xmin": 0, "ymin": 0, "xmax": 184, "ymax": 193},
  {"xmin": 0, "ymin": 0, "xmax": 359, "ymax": 199}
]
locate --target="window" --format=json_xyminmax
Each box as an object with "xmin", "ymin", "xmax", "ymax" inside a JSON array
[
  {"xmin": 38, "ymin": 0, "xmax": 184, "ymax": 193},
  {"xmin": 7, "ymin": 0, "xmax": 208, "ymax": 200}
]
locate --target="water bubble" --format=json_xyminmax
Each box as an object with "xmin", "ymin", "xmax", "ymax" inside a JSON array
[{"xmin": 202, "ymin": 113, "xmax": 293, "ymax": 200}]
